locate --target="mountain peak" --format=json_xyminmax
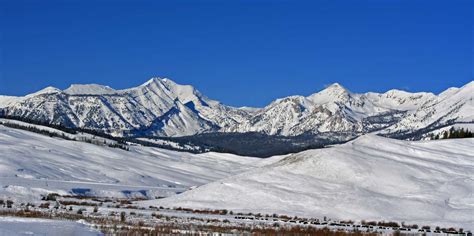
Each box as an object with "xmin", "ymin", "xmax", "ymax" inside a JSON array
[
  {"xmin": 141, "ymin": 77, "xmax": 182, "ymax": 90},
  {"xmin": 142, "ymin": 77, "xmax": 165, "ymax": 86},
  {"xmin": 26, "ymin": 86, "xmax": 61, "ymax": 97},
  {"xmin": 64, "ymin": 84, "xmax": 115, "ymax": 95},
  {"xmin": 135, "ymin": 77, "xmax": 208, "ymax": 106},
  {"xmin": 328, "ymin": 82, "xmax": 343, "ymax": 88},
  {"xmin": 323, "ymin": 83, "xmax": 348, "ymax": 93},
  {"xmin": 306, "ymin": 83, "xmax": 350, "ymax": 104}
]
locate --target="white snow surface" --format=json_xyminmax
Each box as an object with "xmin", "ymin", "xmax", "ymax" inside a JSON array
[
  {"xmin": 26, "ymin": 86, "xmax": 62, "ymax": 97},
  {"xmin": 149, "ymin": 135, "xmax": 474, "ymax": 229},
  {"xmin": 0, "ymin": 96, "xmax": 21, "ymax": 108},
  {"xmin": 0, "ymin": 125, "xmax": 282, "ymax": 202},
  {"xmin": 0, "ymin": 217, "xmax": 102, "ymax": 236},
  {"xmin": 64, "ymin": 84, "xmax": 116, "ymax": 95}
]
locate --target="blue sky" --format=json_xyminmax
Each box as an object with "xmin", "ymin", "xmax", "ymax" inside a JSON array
[{"xmin": 1, "ymin": 0, "xmax": 472, "ymax": 107}]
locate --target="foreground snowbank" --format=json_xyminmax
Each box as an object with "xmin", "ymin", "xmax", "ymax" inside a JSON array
[
  {"xmin": 0, "ymin": 217, "xmax": 102, "ymax": 236},
  {"xmin": 149, "ymin": 135, "xmax": 474, "ymax": 229}
]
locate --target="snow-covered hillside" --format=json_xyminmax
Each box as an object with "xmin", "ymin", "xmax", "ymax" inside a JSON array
[
  {"xmin": 150, "ymin": 135, "xmax": 474, "ymax": 229},
  {"xmin": 0, "ymin": 124, "xmax": 282, "ymax": 202},
  {"xmin": 1, "ymin": 78, "xmax": 472, "ymax": 138},
  {"xmin": 382, "ymin": 81, "xmax": 474, "ymax": 137}
]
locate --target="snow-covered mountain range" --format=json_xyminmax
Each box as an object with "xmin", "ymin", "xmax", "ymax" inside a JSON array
[{"xmin": 0, "ymin": 78, "xmax": 472, "ymax": 138}]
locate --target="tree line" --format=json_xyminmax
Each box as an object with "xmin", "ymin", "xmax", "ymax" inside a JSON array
[
  {"xmin": 431, "ymin": 127, "xmax": 473, "ymax": 140},
  {"xmin": 0, "ymin": 116, "xmax": 129, "ymax": 151}
]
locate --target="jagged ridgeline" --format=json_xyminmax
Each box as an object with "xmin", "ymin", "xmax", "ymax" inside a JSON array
[{"xmin": 0, "ymin": 78, "xmax": 472, "ymax": 150}]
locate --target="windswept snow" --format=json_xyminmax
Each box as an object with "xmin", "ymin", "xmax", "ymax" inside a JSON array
[
  {"xmin": 0, "ymin": 125, "xmax": 282, "ymax": 201},
  {"xmin": 150, "ymin": 135, "xmax": 474, "ymax": 229}
]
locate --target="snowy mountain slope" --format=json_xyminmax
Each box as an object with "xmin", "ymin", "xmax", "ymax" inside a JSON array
[
  {"xmin": 382, "ymin": 81, "xmax": 474, "ymax": 137},
  {"xmin": 0, "ymin": 118, "xmax": 131, "ymax": 151},
  {"xmin": 0, "ymin": 78, "xmax": 472, "ymax": 138},
  {"xmin": 135, "ymin": 100, "xmax": 218, "ymax": 137},
  {"xmin": 0, "ymin": 96, "xmax": 21, "ymax": 108},
  {"xmin": 364, "ymin": 89, "xmax": 435, "ymax": 111},
  {"xmin": 0, "ymin": 124, "xmax": 283, "ymax": 201},
  {"xmin": 150, "ymin": 135, "xmax": 474, "ymax": 228}
]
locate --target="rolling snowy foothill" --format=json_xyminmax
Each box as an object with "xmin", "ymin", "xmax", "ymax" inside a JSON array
[
  {"xmin": 0, "ymin": 124, "xmax": 284, "ymax": 202},
  {"xmin": 148, "ymin": 135, "xmax": 474, "ymax": 229}
]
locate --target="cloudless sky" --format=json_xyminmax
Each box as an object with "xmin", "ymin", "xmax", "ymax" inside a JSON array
[{"xmin": 1, "ymin": 0, "xmax": 472, "ymax": 107}]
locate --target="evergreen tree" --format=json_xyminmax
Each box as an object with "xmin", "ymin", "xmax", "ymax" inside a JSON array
[{"xmin": 438, "ymin": 127, "xmax": 473, "ymax": 140}]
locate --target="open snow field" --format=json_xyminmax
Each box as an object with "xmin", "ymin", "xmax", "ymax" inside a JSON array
[
  {"xmin": 0, "ymin": 217, "xmax": 102, "ymax": 236},
  {"xmin": 149, "ymin": 135, "xmax": 474, "ymax": 229},
  {"xmin": 0, "ymin": 124, "xmax": 283, "ymax": 202}
]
